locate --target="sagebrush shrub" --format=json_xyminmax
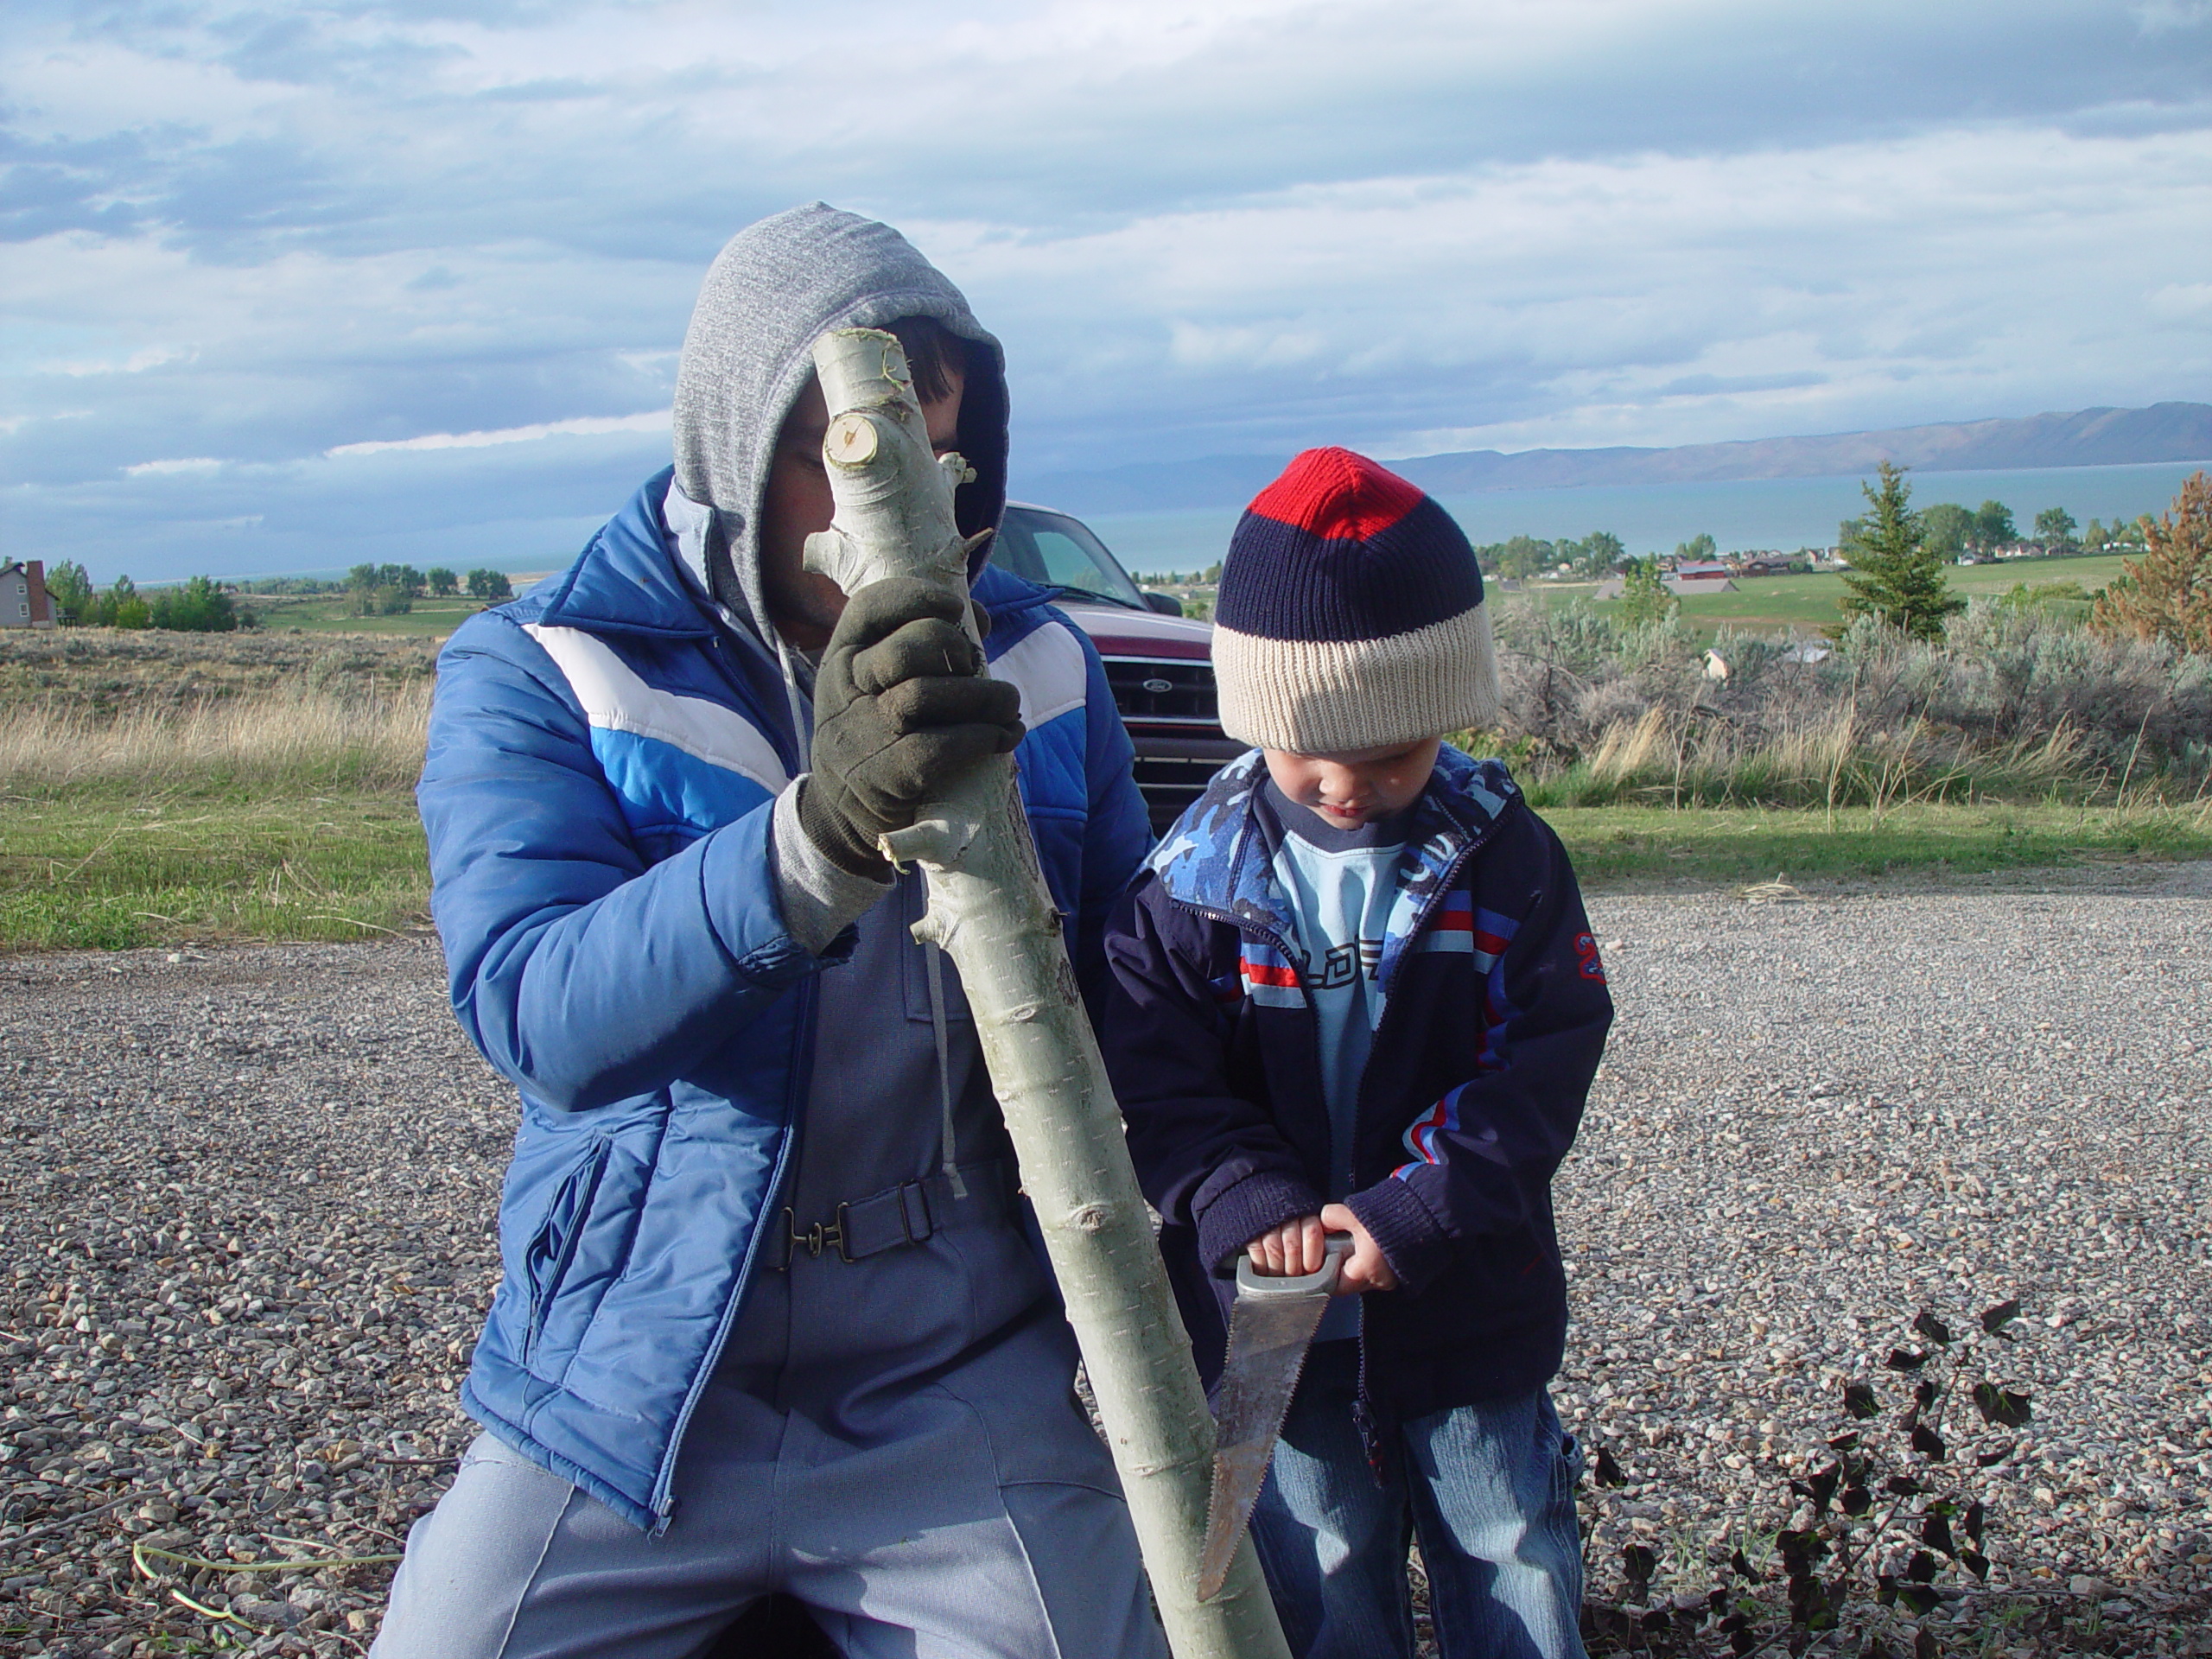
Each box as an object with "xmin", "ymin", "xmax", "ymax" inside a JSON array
[{"xmin": 1478, "ymin": 595, "xmax": 2212, "ymax": 803}]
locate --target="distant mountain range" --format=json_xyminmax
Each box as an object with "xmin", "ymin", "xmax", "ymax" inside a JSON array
[{"xmin": 1017, "ymin": 402, "xmax": 2212, "ymax": 515}]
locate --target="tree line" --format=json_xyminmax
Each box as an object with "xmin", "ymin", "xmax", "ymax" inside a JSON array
[
  {"xmin": 40, "ymin": 566, "xmax": 251, "ymax": 632},
  {"xmin": 32, "ymin": 561, "xmax": 515, "ymax": 631},
  {"xmin": 344, "ymin": 563, "xmax": 512, "ymax": 615},
  {"xmin": 1853, "ymin": 497, "xmax": 2147, "ymax": 563}
]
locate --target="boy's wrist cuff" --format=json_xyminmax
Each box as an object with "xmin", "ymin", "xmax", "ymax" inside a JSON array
[
  {"xmin": 1195, "ymin": 1169, "xmax": 1325, "ymax": 1279},
  {"xmin": 1344, "ymin": 1178, "xmax": 1452, "ymax": 1294}
]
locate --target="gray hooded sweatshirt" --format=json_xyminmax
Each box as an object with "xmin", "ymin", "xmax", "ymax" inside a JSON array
[
  {"xmin": 672, "ymin": 201, "xmax": 1009, "ymax": 649},
  {"xmin": 666, "ymin": 205, "xmax": 1044, "ymax": 1402}
]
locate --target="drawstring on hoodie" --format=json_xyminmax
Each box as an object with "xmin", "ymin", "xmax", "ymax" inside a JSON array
[
  {"xmin": 772, "ymin": 631, "xmax": 815, "ymax": 771},
  {"xmin": 923, "ymin": 939, "xmax": 968, "ymax": 1200}
]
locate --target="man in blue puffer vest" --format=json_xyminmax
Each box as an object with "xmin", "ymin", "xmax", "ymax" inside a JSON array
[{"xmin": 373, "ymin": 205, "xmax": 1163, "ymax": 1657}]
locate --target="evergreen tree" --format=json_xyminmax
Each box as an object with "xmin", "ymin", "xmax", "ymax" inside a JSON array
[
  {"xmin": 1835, "ymin": 462, "xmax": 1964, "ymax": 641},
  {"xmin": 2091, "ymin": 472, "xmax": 2212, "ymax": 653}
]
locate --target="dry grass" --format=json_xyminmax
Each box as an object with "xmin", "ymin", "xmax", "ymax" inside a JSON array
[
  {"xmin": 1490, "ymin": 596, "xmax": 2212, "ymax": 799},
  {"xmin": 0, "ymin": 626, "xmax": 437, "ymax": 721},
  {"xmin": 5, "ymin": 628, "xmax": 2207, "ymax": 951},
  {"xmin": 0, "ymin": 683, "xmax": 430, "ymax": 795}
]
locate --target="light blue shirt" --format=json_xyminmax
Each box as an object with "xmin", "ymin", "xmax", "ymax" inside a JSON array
[{"xmin": 1259, "ymin": 781, "xmax": 1414, "ymax": 1341}]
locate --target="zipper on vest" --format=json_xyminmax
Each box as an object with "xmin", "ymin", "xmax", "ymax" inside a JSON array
[{"xmin": 647, "ymin": 971, "xmax": 817, "ymax": 1525}]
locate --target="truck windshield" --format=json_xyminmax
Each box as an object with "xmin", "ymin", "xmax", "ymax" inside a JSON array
[{"xmin": 989, "ymin": 506, "xmax": 1147, "ymax": 610}]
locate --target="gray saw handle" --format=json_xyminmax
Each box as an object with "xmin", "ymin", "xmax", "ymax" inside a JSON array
[{"xmin": 1235, "ymin": 1231, "xmax": 1353, "ymax": 1296}]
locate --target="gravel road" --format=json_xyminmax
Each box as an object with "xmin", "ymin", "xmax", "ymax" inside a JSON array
[{"xmin": 2, "ymin": 871, "xmax": 2207, "ymax": 1656}]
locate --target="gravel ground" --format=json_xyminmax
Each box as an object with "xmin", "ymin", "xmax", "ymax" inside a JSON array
[{"xmin": 1, "ymin": 870, "xmax": 2207, "ymax": 1656}]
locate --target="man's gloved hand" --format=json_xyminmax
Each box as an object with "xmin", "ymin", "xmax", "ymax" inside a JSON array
[{"xmin": 797, "ymin": 577, "xmax": 1025, "ymax": 876}]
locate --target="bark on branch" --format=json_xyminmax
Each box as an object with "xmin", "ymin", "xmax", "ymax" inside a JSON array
[{"xmin": 802, "ymin": 327, "xmax": 1290, "ymax": 1659}]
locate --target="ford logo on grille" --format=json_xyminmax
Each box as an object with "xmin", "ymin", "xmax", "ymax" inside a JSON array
[{"xmin": 1141, "ymin": 677, "xmax": 1174, "ymax": 695}]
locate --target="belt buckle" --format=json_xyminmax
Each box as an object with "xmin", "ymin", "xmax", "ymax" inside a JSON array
[{"xmin": 780, "ymin": 1203, "xmax": 855, "ymax": 1266}]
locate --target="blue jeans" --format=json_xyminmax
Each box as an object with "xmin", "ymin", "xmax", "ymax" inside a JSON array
[{"xmin": 1249, "ymin": 1343, "xmax": 1586, "ymax": 1659}]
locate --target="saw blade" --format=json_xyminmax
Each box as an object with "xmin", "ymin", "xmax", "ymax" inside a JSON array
[{"xmin": 1197, "ymin": 1235, "xmax": 1350, "ymax": 1600}]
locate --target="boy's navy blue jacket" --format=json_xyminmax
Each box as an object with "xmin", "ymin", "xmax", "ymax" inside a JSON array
[{"xmin": 1101, "ymin": 747, "xmax": 1611, "ymax": 1430}]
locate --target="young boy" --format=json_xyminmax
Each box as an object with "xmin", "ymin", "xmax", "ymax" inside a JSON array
[{"xmin": 1101, "ymin": 448, "xmax": 1613, "ymax": 1659}]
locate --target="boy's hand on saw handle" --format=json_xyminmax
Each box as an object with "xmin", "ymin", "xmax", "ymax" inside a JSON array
[
  {"xmin": 798, "ymin": 577, "xmax": 1025, "ymax": 877},
  {"xmin": 1245, "ymin": 1205, "xmax": 1399, "ymax": 1294}
]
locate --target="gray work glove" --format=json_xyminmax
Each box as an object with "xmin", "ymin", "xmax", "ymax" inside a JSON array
[{"xmin": 797, "ymin": 577, "xmax": 1025, "ymax": 877}]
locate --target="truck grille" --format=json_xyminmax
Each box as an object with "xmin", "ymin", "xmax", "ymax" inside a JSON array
[{"xmin": 1099, "ymin": 656, "xmax": 1219, "ymax": 725}]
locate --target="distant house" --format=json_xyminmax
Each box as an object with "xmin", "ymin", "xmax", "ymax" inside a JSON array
[
  {"xmin": 0, "ymin": 560, "xmax": 55, "ymax": 629},
  {"xmin": 1594, "ymin": 573, "xmax": 1739, "ymax": 599},
  {"xmin": 1672, "ymin": 560, "xmax": 1734, "ymax": 582}
]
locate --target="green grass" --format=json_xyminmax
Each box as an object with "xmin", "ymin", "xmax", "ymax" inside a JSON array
[
  {"xmin": 0, "ymin": 785, "xmax": 430, "ymax": 951},
  {"xmin": 1547, "ymin": 800, "xmax": 2212, "ymax": 890},
  {"xmin": 247, "ymin": 594, "xmax": 494, "ymax": 637},
  {"xmin": 5, "ymin": 787, "xmax": 2207, "ymax": 953},
  {"xmin": 1551, "ymin": 552, "xmax": 2140, "ymax": 637}
]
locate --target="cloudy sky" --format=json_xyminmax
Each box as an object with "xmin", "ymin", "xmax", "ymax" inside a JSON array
[{"xmin": 4, "ymin": 0, "xmax": 2209, "ymax": 581}]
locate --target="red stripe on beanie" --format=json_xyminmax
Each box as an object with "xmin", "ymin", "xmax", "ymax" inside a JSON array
[{"xmin": 1247, "ymin": 447, "xmax": 1426, "ymax": 542}]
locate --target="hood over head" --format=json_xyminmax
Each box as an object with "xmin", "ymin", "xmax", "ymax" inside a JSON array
[{"xmin": 672, "ymin": 203, "xmax": 1009, "ymax": 647}]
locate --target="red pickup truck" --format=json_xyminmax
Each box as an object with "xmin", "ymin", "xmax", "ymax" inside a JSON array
[{"xmin": 989, "ymin": 503, "xmax": 1243, "ymax": 836}]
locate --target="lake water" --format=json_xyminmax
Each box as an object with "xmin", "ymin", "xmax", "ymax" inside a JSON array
[{"xmin": 1078, "ymin": 460, "xmax": 2209, "ymax": 577}]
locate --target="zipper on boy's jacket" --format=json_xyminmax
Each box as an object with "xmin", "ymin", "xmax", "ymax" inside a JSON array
[{"xmin": 1351, "ymin": 792, "xmax": 1520, "ymax": 1181}]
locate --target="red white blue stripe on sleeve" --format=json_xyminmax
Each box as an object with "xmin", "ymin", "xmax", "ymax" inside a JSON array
[
  {"xmin": 1393, "ymin": 905, "xmax": 1522, "ymax": 1179},
  {"xmin": 1236, "ymin": 938, "xmax": 1306, "ymax": 1007},
  {"xmin": 1396, "ymin": 1078, "xmax": 1471, "ymax": 1175},
  {"xmin": 1415, "ymin": 894, "xmax": 1516, "ymax": 969}
]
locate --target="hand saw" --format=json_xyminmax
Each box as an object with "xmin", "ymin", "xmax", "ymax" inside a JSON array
[{"xmin": 1198, "ymin": 1231, "xmax": 1353, "ymax": 1599}]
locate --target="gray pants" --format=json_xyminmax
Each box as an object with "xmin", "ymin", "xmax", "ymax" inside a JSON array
[{"xmin": 373, "ymin": 1216, "xmax": 1165, "ymax": 1658}]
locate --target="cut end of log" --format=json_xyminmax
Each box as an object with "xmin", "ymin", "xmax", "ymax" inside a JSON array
[{"xmin": 826, "ymin": 412, "xmax": 880, "ymax": 467}]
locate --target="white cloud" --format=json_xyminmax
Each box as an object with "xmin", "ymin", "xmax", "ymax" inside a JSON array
[
  {"xmin": 326, "ymin": 410, "xmax": 672, "ymax": 457},
  {"xmin": 124, "ymin": 456, "xmax": 224, "ymax": 476},
  {"xmin": 2147, "ymin": 282, "xmax": 2212, "ymax": 319},
  {"xmin": 3, "ymin": 1, "xmax": 2207, "ymax": 575},
  {"xmin": 950, "ymin": 122, "xmax": 2212, "ymax": 458},
  {"xmin": 37, "ymin": 345, "xmax": 196, "ymax": 377}
]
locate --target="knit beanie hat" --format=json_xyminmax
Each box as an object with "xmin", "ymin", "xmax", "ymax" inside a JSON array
[{"xmin": 1211, "ymin": 448, "xmax": 1500, "ymax": 753}]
